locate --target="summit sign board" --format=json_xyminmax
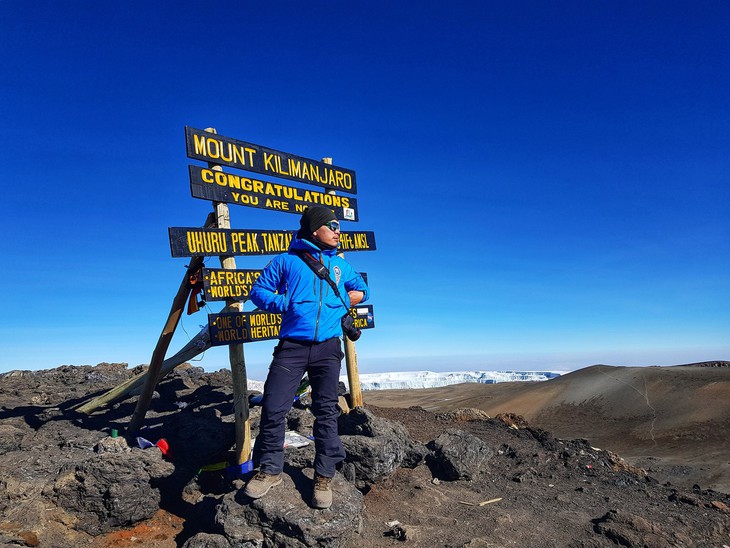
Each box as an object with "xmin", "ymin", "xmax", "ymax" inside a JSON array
[
  {"xmin": 185, "ymin": 126, "xmax": 357, "ymax": 195},
  {"xmin": 169, "ymin": 227, "xmax": 376, "ymax": 257},
  {"xmin": 189, "ymin": 165, "xmax": 358, "ymax": 221},
  {"xmin": 208, "ymin": 305, "xmax": 375, "ymax": 346}
]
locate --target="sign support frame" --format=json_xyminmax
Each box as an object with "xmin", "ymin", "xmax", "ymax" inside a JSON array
[
  {"xmin": 323, "ymin": 157, "xmax": 364, "ymax": 409},
  {"xmin": 207, "ymin": 128, "xmax": 252, "ymax": 468},
  {"xmin": 128, "ymin": 212, "xmax": 216, "ymax": 433}
]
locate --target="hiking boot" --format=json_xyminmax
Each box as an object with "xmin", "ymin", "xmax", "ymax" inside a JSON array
[
  {"xmin": 243, "ymin": 471, "xmax": 282, "ymax": 499},
  {"xmin": 312, "ymin": 474, "xmax": 333, "ymax": 509}
]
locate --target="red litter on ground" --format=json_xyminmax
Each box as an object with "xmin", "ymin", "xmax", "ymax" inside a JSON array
[{"xmin": 155, "ymin": 438, "xmax": 171, "ymax": 459}]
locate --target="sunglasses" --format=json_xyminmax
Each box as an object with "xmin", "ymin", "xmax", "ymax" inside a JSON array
[{"xmin": 323, "ymin": 220, "xmax": 340, "ymax": 232}]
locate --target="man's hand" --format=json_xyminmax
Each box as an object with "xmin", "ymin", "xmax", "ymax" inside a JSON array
[{"xmin": 348, "ymin": 290, "xmax": 364, "ymax": 307}]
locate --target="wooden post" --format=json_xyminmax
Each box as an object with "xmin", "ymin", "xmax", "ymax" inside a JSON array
[
  {"xmin": 323, "ymin": 157, "xmax": 363, "ymax": 408},
  {"xmin": 206, "ymin": 128, "xmax": 251, "ymax": 466},
  {"xmin": 128, "ymin": 213, "xmax": 215, "ymax": 433}
]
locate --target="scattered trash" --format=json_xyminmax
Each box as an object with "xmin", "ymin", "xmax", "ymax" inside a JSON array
[
  {"xmin": 284, "ymin": 430, "xmax": 311, "ymax": 448},
  {"xmin": 156, "ymin": 438, "xmax": 170, "ymax": 458},
  {"xmin": 249, "ymin": 430, "xmax": 312, "ymax": 450},
  {"xmin": 199, "ymin": 461, "xmax": 229, "ymax": 472},
  {"xmin": 431, "ymin": 478, "xmax": 440, "ymax": 485},
  {"xmin": 135, "ymin": 436, "xmax": 172, "ymax": 459},
  {"xmin": 227, "ymin": 460, "xmax": 254, "ymax": 477},
  {"xmin": 198, "ymin": 459, "xmax": 254, "ymax": 477},
  {"xmin": 136, "ymin": 437, "xmax": 155, "ymax": 449},
  {"xmin": 459, "ymin": 498, "xmax": 503, "ymax": 507},
  {"xmin": 384, "ymin": 520, "xmax": 408, "ymax": 541},
  {"xmin": 110, "ymin": 429, "xmax": 118, "ymax": 438}
]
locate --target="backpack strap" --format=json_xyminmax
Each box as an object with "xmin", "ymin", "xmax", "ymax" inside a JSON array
[{"xmin": 295, "ymin": 251, "xmax": 349, "ymax": 309}]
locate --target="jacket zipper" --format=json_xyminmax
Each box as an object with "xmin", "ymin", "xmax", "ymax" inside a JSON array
[
  {"xmin": 313, "ymin": 254, "xmax": 325, "ymax": 340},
  {"xmin": 314, "ymin": 278, "xmax": 323, "ymax": 340}
]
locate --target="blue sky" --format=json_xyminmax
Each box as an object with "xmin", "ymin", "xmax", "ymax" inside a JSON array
[{"xmin": 1, "ymin": 2, "xmax": 728, "ymax": 379}]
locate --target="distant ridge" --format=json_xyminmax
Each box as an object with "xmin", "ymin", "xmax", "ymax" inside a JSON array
[{"xmin": 678, "ymin": 360, "xmax": 730, "ymax": 367}]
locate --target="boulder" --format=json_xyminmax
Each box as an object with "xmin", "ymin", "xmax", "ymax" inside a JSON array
[
  {"xmin": 50, "ymin": 447, "xmax": 174, "ymax": 535},
  {"xmin": 182, "ymin": 532, "xmax": 235, "ymax": 547},
  {"xmin": 215, "ymin": 469, "xmax": 362, "ymax": 547},
  {"xmin": 427, "ymin": 429, "xmax": 493, "ymax": 480},
  {"xmin": 338, "ymin": 407, "xmax": 427, "ymax": 489},
  {"xmin": 593, "ymin": 509, "xmax": 691, "ymax": 546}
]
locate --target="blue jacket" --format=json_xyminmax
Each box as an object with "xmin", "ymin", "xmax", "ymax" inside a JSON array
[{"xmin": 250, "ymin": 235, "xmax": 370, "ymax": 342}]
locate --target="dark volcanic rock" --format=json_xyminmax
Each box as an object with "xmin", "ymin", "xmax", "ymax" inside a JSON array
[
  {"xmin": 2, "ymin": 363, "xmax": 728, "ymax": 547},
  {"xmin": 182, "ymin": 531, "xmax": 234, "ymax": 547},
  {"xmin": 338, "ymin": 407, "xmax": 427, "ymax": 489},
  {"xmin": 427, "ymin": 428, "xmax": 494, "ymax": 480},
  {"xmin": 50, "ymin": 447, "xmax": 174, "ymax": 535},
  {"xmin": 593, "ymin": 509, "xmax": 691, "ymax": 547},
  {"xmin": 215, "ymin": 469, "xmax": 362, "ymax": 547}
]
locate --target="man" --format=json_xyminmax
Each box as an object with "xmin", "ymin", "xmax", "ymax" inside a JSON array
[{"xmin": 243, "ymin": 205, "xmax": 369, "ymax": 509}]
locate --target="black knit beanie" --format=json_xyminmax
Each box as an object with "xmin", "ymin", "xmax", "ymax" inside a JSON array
[{"xmin": 299, "ymin": 206, "xmax": 337, "ymax": 235}]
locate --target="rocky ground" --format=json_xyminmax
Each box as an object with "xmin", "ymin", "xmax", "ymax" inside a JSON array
[{"xmin": 0, "ymin": 363, "xmax": 728, "ymax": 547}]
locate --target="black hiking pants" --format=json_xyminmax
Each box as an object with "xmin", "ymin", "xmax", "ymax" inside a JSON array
[{"xmin": 254, "ymin": 337, "xmax": 345, "ymax": 478}]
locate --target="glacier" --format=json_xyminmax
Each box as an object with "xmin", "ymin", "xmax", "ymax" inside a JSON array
[
  {"xmin": 247, "ymin": 370, "xmax": 565, "ymax": 393},
  {"xmin": 345, "ymin": 370, "xmax": 564, "ymax": 391}
]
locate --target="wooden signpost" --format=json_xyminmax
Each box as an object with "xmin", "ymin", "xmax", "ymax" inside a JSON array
[
  {"xmin": 89, "ymin": 126, "xmax": 375, "ymax": 472},
  {"xmin": 200, "ymin": 267, "xmax": 367, "ymax": 303},
  {"xmin": 185, "ymin": 126, "xmax": 357, "ymax": 194},
  {"xmin": 208, "ymin": 305, "xmax": 375, "ymax": 346},
  {"xmin": 168, "ymin": 227, "xmax": 376, "ymax": 257},
  {"xmin": 189, "ymin": 165, "xmax": 358, "ymax": 221},
  {"xmin": 201, "ymin": 268, "xmax": 261, "ymax": 302}
]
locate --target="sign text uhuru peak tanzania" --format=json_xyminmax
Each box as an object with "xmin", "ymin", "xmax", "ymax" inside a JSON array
[
  {"xmin": 168, "ymin": 228, "xmax": 376, "ymax": 257},
  {"xmin": 185, "ymin": 127, "xmax": 357, "ymax": 194}
]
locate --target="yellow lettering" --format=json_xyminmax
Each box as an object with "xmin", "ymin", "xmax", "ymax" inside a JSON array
[
  {"xmin": 231, "ymin": 232, "xmax": 245, "ymax": 253},
  {"xmin": 247, "ymin": 233, "xmax": 260, "ymax": 253},
  {"xmin": 289, "ymin": 158, "xmax": 302, "ymax": 178},
  {"xmin": 193, "ymin": 134, "xmax": 207, "ymax": 156},
  {"xmin": 206, "ymin": 138, "xmax": 221, "ymax": 159},
  {"xmin": 245, "ymin": 148, "xmax": 256, "ymax": 165},
  {"xmin": 265, "ymin": 199, "xmax": 290, "ymax": 211}
]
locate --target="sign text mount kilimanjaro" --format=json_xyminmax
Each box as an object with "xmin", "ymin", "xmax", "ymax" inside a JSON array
[{"xmin": 185, "ymin": 126, "xmax": 357, "ymax": 195}]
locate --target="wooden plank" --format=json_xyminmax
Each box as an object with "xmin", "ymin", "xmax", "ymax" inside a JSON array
[
  {"xmin": 189, "ymin": 165, "xmax": 358, "ymax": 221},
  {"xmin": 185, "ymin": 126, "xmax": 357, "ymax": 194},
  {"xmin": 202, "ymin": 268, "xmax": 261, "ymax": 302},
  {"xmin": 201, "ymin": 268, "xmax": 367, "ymax": 303},
  {"xmin": 168, "ymin": 227, "xmax": 376, "ymax": 257},
  {"xmin": 206, "ymin": 126, "xmax": 252, "ymax": 468},
  {"xmin": 208, "ymin": 305, "xmax": 375, "ymax": 346}
]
